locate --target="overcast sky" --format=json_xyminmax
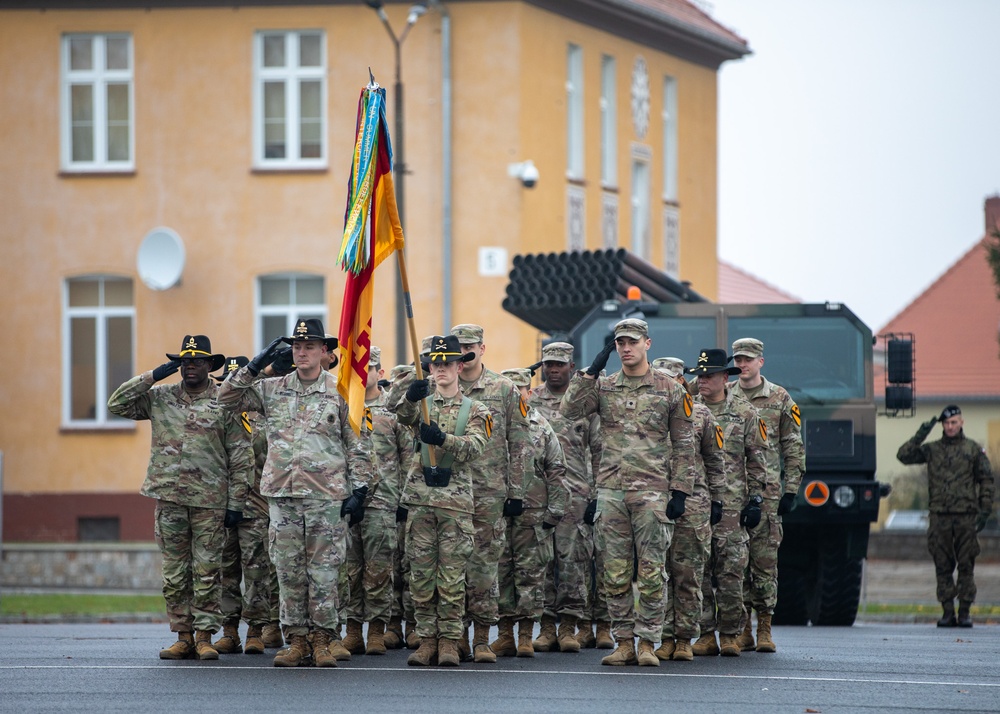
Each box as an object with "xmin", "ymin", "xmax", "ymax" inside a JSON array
[{"xmin": 710, "ymin": 0, "xmax": 1000, "ymax": 331}]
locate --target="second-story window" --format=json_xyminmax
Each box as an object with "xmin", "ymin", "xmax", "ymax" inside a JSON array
[
  {"xmin": 256, "ymin": 274, "xmax": 327, "ymax": 350},
  {"xmin": 566, "ymin": 44, "xmax": 584, "ymax": 180}
]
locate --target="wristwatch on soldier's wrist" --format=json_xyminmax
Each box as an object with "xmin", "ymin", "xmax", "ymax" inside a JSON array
[{"xmin": 747, "ymin": 494, "xmax": 763, "ymax": 506}]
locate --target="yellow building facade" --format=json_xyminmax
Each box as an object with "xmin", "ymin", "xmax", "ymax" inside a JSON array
[{"xmin": 0, "ymin": 0, "xmax": 747, "ymax": 541}]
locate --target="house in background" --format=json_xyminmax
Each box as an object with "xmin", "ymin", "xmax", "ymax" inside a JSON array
[{"xmin": 718, "ymin": 259, "xmax": 800, "ymax": 304}]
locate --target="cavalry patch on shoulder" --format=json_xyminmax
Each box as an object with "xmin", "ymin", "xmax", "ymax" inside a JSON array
[
  {"xmin": 240, "ymin": 411, "xmax": 252, "ymax": 434},
  {"xmin": 484, "ymin": 413, "xmax": 494, "ymax": 438},
  {"xmin": 759, "ymin": 419, "xmax": 768, "ymax": 442},
  {"xmin": 365, "ymin": 407, "xmax": 373, "ymax": 432},
  {"xmin": 715, "ymin": 424, "xmax": 724, "ymax": 450},
  {"xmin": 682, "ymin": 392, "xmax": 693, "ymax": 418},
  {"xmin": 519, "ymin": 395, "xmax": 528, "ymax": 418},
  {"xmin": 790, "ymin": 403, "xmax": 801, "ymax": 427}
]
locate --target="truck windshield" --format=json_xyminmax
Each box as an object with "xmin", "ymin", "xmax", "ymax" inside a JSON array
[{"xmin": 727, "ymin": 316, "xmax": 866, "ymax": 401}]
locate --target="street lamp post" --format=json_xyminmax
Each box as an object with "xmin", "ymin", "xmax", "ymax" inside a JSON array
[{"xmin": 365, "ymin": 1, "xmax": 427, "ymax": 365}]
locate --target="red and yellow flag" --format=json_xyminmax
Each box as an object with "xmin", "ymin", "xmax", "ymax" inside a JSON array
[{"xmin": 337, "ymin": 85, "xmax": 405, "ymax": 434}]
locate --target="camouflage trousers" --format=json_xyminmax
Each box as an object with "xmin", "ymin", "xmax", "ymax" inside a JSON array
[
  {"xmin": 220, "ymin": 515, "xmax": 276, "ymax": 628},
  {"xmin": 744, "ymin": 498, "xmax": 782, "ymax": 613},
  {"xmin": 153, "ymin": 500, "xmax": 226, "ymax": 633},
  {"xmin": 594, "ymin": 489, "xmax": 672, "ymax": 642},
  {"xmin": 699, "ymin": 514, "xmax": 749, "ymax": 635},
  {"xmin": 662, "ymin": 514, "xmax": 711, "ymax": 640},
  {"xmin": 466, "ymin": 498, "xmax": 506, "ymax": 627},
  {"xmin": 543, "ymin": 494, "xmax": 594, "ymax": 620},
  {"xmin": 393, "ymin": 521, "xmax": 414, "ymax": 622},
  {"xmin": 267, "ymin": 496, "xmax": 348, "ymax": 638},
  {"xmin": 406, "ymin": 505, "xmax": 475, "ymax": 640},
  {"xmin": 339, "ymin": 507, "xmax": 398, "ymax": 624},
  {"xmin": 498, "ymin": 508, "xmax": 555, "ymax": 621},
  {"xmin": 928, "ymin": 512, "xmax": 981, "ymax": 603}
]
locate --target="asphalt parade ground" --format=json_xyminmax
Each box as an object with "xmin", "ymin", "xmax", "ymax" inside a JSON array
[{"xmin": 1, "ymin": 622, "xmax": 998, "ymax": 714}]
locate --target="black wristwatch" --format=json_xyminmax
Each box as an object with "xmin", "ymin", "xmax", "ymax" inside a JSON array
[{"xmin": 747, "ymin": 494, "xmax": 763, "ymax": 506}]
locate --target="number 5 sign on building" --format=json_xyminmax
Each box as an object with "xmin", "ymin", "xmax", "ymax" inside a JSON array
[{"xmin": 478, "ymin": 247, "xmax": 508, "ymax": 277}]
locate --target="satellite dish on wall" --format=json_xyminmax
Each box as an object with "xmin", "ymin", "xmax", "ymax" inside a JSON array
[{"xmin": 137, "ymin": 227, "xmax": 185, "ymax": 290}]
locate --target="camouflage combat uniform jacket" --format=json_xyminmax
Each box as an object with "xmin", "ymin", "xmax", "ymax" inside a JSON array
[
  {"xmin": 686, "ymin": 402, "xmax": 727, "ymax": 521},
  {"xmin": 529, "ymin": 382, "xmax": 600, "ymax": 502},
  {"xmin": 523, "ymin": 408, "xmax": 570, "ymax": 524},
  {"xmin": 729, "ymin": 376, "xmax": 805, "ymax": 501},
  {"xmin": 699, "ymin": 390, "xmax": 768, "ymax": 512},
  {"xmin": 108, "ymin": 373, "xmax": 251, "ymax": 510},
  {"xmin": 242, "ymin": 411, "xmax": 269, "ymax": 519},
  {"xmin": 365, "ymin": 389, "xmax": 413, "ymax": 512},
  {"xmin": 897, "ymin": 425, "xmax": 993, "ymax": 514},
  {"xmin": 216, "ymin": 368, "xmax": 372, "ymax": 498}
]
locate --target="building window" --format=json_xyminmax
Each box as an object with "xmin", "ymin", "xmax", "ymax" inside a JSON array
[
  {"xmin": 253, "ymin": 30, "xmax": 327, "ymax": 169},
  {"xmin": 60, "ymin": 34, "xmax": 134, "ymax": 172},
  {"xmin": 631, "ymin": 159, "xmax": 650, "ymax": 259},
  {"xmin": 63, "ymin": 276, "xmax": 135, "ymax": 426},
  {"xmin": 600, "ymin": 55, "xmax": 617, "ymax": 187},
  {"xmin": 664, "ymin": 205, "xmax": 680, "ymax": 278},
  {"xmin": 663, "ymin": 76, "xmax": 678, "ymax": 202},
  {"xmin": 566, "ymin": 44, "xmax": 584, "ymax": 180},
  {"xmin": 257, "ymin": 274, "xmax": 327, "ymax": 350},
  {"xmin": 79, "ymin": 516, "xmax": 121, "ymax": 542}
]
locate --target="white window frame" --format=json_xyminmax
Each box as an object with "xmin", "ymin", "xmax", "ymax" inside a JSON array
[
  {"xmin": 61, "ymin": 275, "xmax": 136, "ymax": 428},
  {"xmin": 600, "ymin": 55, "xmax": 617, "ymax": 188},
  {"xmin": 566, "ymin": 44, "xmax": 584, "ymax": 180},
  {"xmin": 253, "ymin": 30, "xmax": 327, "ymax": 170},
  {"xmin": 255, "ymin": 273, "xmax": 328, "ymax": 351},
  {"xmin": 662, "ymin": 76, "xmax": 678, "ymax": 202},
  {"xmin": 60, "ymin": 33, "xmax": 135, "ymax": 172},
  {"xmin": 631, "ymin": 158, "xmax": 650, "ymax": 260}
]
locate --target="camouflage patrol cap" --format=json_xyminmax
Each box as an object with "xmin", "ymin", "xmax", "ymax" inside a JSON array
[
  {"xmin": 389, "ymin": 364, "xmax": 415, "ymax": 382},
  {"xmin": 613, "ymin": 318, "xmax": 648, "ymax": 340},
  {"xmin": 651, "ymin": 357, "xmax": 684, "ymax": 378},
  {"xmin": 420, "ymin": 335, "xmax": 434, "ymax": 356},
  {"xmin": 501, "ymin": 368, "xmax": 533, "ymax": 388},
  {"xmin": 369, "ymin": 345, "xmax": 382, "ymax": 367},
  {"xmin": 541, "ymin": 341, "xmax": 574, "ymax": 363},
  {"xmin": 451, "ymin": 323, "xmax": 484, "ymax": 344},
  {"xmin": 731, "ymin": 337, "xmax": 764, "ymax": 359}
]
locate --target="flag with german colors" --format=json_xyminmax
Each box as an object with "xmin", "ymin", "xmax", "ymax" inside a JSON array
[{"xmin": 336, "ymin": 83, "xmax": 405, "ymax": 434}]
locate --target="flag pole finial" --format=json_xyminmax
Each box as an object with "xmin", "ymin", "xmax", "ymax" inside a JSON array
[{"xmin": 367, "ymin": 67, "xmax": 378, "ymax": 89}]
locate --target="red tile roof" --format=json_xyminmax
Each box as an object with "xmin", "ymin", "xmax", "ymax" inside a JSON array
[
  {"xmin": 718, "ymin": 259, "xmax": 800, "ymax": 304},
  {"xmin": 624, "ymin": 0, "xmax": 749, "ymax": 48}
]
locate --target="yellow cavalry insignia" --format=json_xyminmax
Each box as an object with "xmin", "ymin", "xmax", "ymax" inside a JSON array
[
  {"xmin": 758, "ymin": 419, "xmax": 768, "ymax": 442},
  {"xmin": 682, "ymin": 392, "xmax": 693, "ymax": 418},
  {"xmin": 790, "ymin": 403, "xmax": 801, "ymax": 427},
  {"xmin": 484, "ymin": 413, "xmax": 493, "ymax": 438},
  {"xmin": 519, "ymin": 395, "xmax": 528, "ymax": 418},
  {"xmin": 714, "ymin": 424, "xmax": 724, "ymax": 450},
  {"xmin": 240, "ymin": 411, "xmax": 252, "ymax": 434},
  {"xmin": 364, "ymin": 407, "xmax": 374, "ymax": 432}
]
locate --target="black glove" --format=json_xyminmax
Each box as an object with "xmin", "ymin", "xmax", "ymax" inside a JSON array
[
  {"xmin": 710, "ymin": 501, "xmax": 723, "ymax": 526},
  {"xmin": 419, "ymin": 421, "xmax": 447, "ymax": 446},
  {"xmin": 740, "ymin": 496, "xmax": 762, "ymax": 529},
  {"xmin": 248, "ymin": 337, "xmax": 284, "ymax": 376},
  {"xmin": 586, "ymin": 340, "xmax": 616, "ymax": 377},
  {"xmin": 977, "ymin": 511, "xmax": 990, "ymax": 533},
  {"xmin": 405, "ymin": 379, "xmax": 431, "ymax": 403},
  {"xmin": 341, "ymin": 486, "xmax": 369, "ymax": 526},
  {"xmin": 542, "ymin": 519, "xmax": 557, "ymax": 530},
  {"xmin": 666, "ymin": 490, "xmax": 687, "ymax": 520},
  {"xmin": 378, "ymin": 379, "xmax": 391, "ymax": 390},
  {"xmin": 527, "ymin": 360, "xmax": 544, "ymax": 376},
  {"xmin": 396, "ymin": 505, "xmax": 409, "ymax": 523},
  {"xmin": 583, "ymin": 499, "xmax": 598, "ymax": 525},
  {"xmin": 224, "ymin": 509, "xmax": 243, "ymax": 528},
  {"xmin": 503, "ymin": 498, "xmax": 524, "ymax": 517},
  {"xmin": 777, "ymin": 492, "xmax": 798, "ymax": 516},
  {"xmin": 152, "ymin": 360, "xmax": 182, "ymax": 382},
  {"xmin": 270, "ymin": 345, "xmax": 295, "ymax": 375},
  {"xmin": 920, "ymin": 415, "xmax": 938, "ymax": 431}
]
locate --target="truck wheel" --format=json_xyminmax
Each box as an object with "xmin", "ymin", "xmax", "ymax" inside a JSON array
[
  {"xmin": 773, "ymin": 563, "xmax": 811, "ymax": 626},
  {"xmin": 810, "ymin": 552, "xmax": 863, "ymax": 626}
]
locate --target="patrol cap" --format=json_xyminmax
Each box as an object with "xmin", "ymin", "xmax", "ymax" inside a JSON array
[
  {"xmin": 651, "ymin": 357, "xmax": 684, "ymax": 378},
  {"xmin": 541, "ymin": 341, "xmax": 574, "ymax": 363},
  {"xmin": 369, "ymin": 345, "xmax": 381, "ymax": 368},
  {"xmin": 501, "ymin": 368, "xmax": 532, "ymax": 388},
  {"xmin": 420, "ymin": 335, "xmax": 434, "ymax": 356},
  {"xmin": 389, "ymin": 364, "xmax": 414, "ymax": 382},
  {"xmin": 940, "ymin": 404, "xmax": 961, "ymax": 420},
  {"xmin": 613, "ymin": 318, "xmax": 648, "ymax": 340},
  {"xmin": 731, "ymin": 337, "xmax": 764, "ymax": 359},
  {"xmin": 451, "ymin": 323, "xmax": 484, "ymax": 344}
]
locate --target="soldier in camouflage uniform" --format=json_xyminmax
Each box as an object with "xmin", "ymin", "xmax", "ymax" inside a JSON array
[
  {"xmin": 492, "ymin": 368, "xmax": 568, "ymax": 658},
  {"xmin": 339, "ymin": 346, "xmax": 413, "ymax": 655},
  {"xmin": 396, "ymin": 335, "xmax": 492, "ymax": 667},
  {"xmin": 728, "ymin": 337, "xmax": 805, "ymax": 653},
  {"xmin": 217, "ymin": 319, "xmax": 373, "ymax": 668},
  {"xmin": 451, "ymin": 323, "xmax": 531, "ymax": 663},
  {"xmin": 108, "ymin": 335, "xmax": 251, "ymax": 661},
  {"xmin": 897, "ymin": 404, "xmax": 994, "ymax": 627},
  {"xmin": 529, "ymin": 342, "xmax": 607, "ymax": 651},
  {"xmin": 659, "ymin": 352, "xmax": 726, "ymax": 662},
  {"xmin": 562, "ymin": 318, "xmax": 698, "ymax": 667}
]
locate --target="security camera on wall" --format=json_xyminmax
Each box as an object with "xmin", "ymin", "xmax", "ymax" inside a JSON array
[{"xmin": 508, "ymin": 160, "xmax": 539, "ymax": 189}]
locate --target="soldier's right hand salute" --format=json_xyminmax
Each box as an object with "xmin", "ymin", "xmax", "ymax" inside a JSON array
[
  {"xmin": 586, "ymin": 340, "xmax": 615, "ymax": 377},
  {"xmin": 247, "ymin": 337, "xmax": 284, "ymax": 376},
  {"xmin": 151, "ymin": 359, "xmax": 182, "ymax": 382}
]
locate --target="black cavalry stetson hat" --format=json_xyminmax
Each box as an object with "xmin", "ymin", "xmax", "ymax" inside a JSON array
[
  {"xmin": 282, "ymin": 318, "xmax": 338, "ymax": 351},
  {"xmin": 685, "ymin": 348, "xmax": 741, "ymax": 377},
  {"xmin": 166, "ymin": 335, "xmax": 226, "ymax": 371},
  {"xmin": 427, "ymin": 335, "xmax": 475, "ymax": 364},
  {"xmin": 214, "ymin": 355, "xmax": 249, "ymax": 382}
]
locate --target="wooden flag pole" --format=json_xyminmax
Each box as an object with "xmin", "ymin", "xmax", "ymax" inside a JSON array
[{"xmin": 396, "ymin": 248, "xmax": 437, "ymax": 465}]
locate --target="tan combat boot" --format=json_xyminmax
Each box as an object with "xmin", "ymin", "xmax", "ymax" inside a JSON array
[
  {"xmin": 342, "ymin": 619, "xmax": 366, "ymax": 655},
  {"xmin": 437, "ymin": 638, "xmax": 461, "ymax": 667},
  {"xmin": 654, "ymin": 638, "xmax": 675, "ymax": 661},
  {"xmin": 491, "ymin": 617, "xmax": 517, "ymax": 657},
  {"xmin": 533, "ymin": 615, "xmax": 558, "ymax": 652},
  {"xmin": 601, "ymin": 638, "xmax": 637, "ymax": 666},
  {"xmin": 404, "ymin": 621, "xmax": 420, "ymax": 650},
  {"xmin": 407, "ymin": 637, "xmax": 437, "ymax": 666},
  {"xmin": 473, "ymin": 622, "xmax": 497, "ymax": 663},
  {"xmin": 594, "ymin": 621, "xmax": 615, "ymax": 649},
  {"xmin": 517, "ymin": 619, "xmax": 535, "ymax": 658},
  {"xmin": 312, "ymin": 630, "xmax": 337, "ymax": 668},
  {"xmin": 672, "ymin": 638, "xmax": 693, "ymax": 661},
  {"xmin": 736, "ymin": 611, "xmax": 755, "ymax": 651},
  {"xmin": 366, "ymin": 621, "xmax": 387, "ymax": 655},
  {"xmin": 195, "ymin": 631, "xmax": 219, "ymax": 660},
  {"xmin": 273, "ymin": 633, "xmax": 312, "ymax": 667},
  {"xmin": 636, "ymin": 639, "xmax": 659, "ymax": 667},
  {"xmin": 384, "ymin": 616, "xmax": 404, "ymax": 649},
  {"xmin": 692, "ymin": 631, "xmax": 719, "ymax": 656},
  {"xmin": 244, "ymin": 625, "xmax": 265, "ymax": 654},
  {"xmin": 458, "ymin": 624, "xmax": 472, "ymax": 661},
  {"xmin": 557, "ymin": 615, "xmax": 581, "ymax": 653},
  {"xmin": 262, "ymin": 622, "xmax": 284, "ymax": 648},
  {"xmin": 159, "ymin": 631, "xmax": 195, "ymax": 660},
  {"xmin": 329, "ymin": 636, "xmax": 352, "ymax": 662},
  {"xmin": 213, "ymin": 622, "xmax": 242, "ymax": 654},
  {"xmin": 576, "ymin": 619, "xmax": 596, "ymax": 649},
  {"xmin": 755, "ymin": 612, "xmax": 776, "ymax": 653},
  {"xmin": 719, "ymin": 633, "xmax": 741, "ymax": 657}
]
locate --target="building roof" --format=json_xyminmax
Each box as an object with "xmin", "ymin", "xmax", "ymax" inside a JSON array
[
  {"xmin": 718, "ymin": 259, "xmax": 800, "ymax": 304},
  {"xmin": 624, "ymin": 0, "xmax": 748, "ymax": 48}
]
